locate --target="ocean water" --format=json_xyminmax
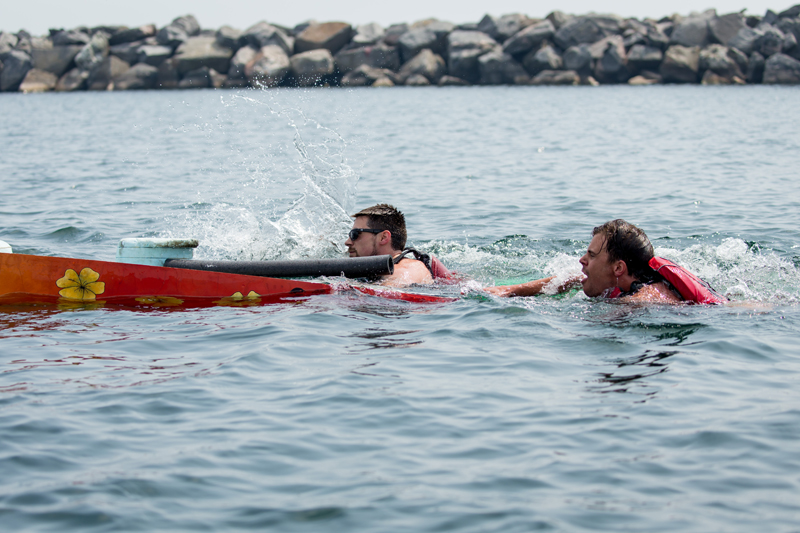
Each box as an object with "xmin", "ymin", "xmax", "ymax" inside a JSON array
[{"xmin": 1, "ymin": 86, "xmax": 799, "ymax": 532}]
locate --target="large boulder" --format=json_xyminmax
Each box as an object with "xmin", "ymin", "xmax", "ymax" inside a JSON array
[
  {"xmin": 397, "ymin": 48, "xmax": 446, "ymax": 84},
  {"xmin": 446, "ymin": 30, "xmax": 498, "ymax": 83},
  {"xmin": 728, "ymin": 26, "xmax": 765, "ymax": 55},
  {"xmin": 762, "ymin": 52, "xmax": 800, "ymax": 83},
  {"xmin": 746, "ymin": 51, "xmax": 765, "ymax": 82},
  {"xmin": 0, "ymin": 50, "xmax": 33, "ymax": 91},
  {"xmin": 335, "ymin": 43, "xmax": 400, "ymax": 72},
  {"xmin": 670, "ymin": 16, "xmax": 710, "ymax": 47},
  {"xmin": 340, "ymin": 64, "xmax": 398, "ymax": 86},
  {"xmin": 109, "ymin": 41, "xmax": 144, "ymax": 65},
  {"xmin": 756, "ymin": 26, "xmax": 785, "ymax": 56},
  {"xmin": 157, "ymin": 57, "xmax": 180, "ymax": 88},
  {"xmin": 699, "ymin": 44, "xmax": 743, "ymax": 78},
  {"xmin": 627, "ymin": 44, "xmax": 663, "ymax": 72},
  {"xmin": 383, "ymin": 23, "xmax": 409, "ymax": 46},
  {"xmin": 295, "ymin": 22, "xmax": 353, "ymax": 55},
  {"xmin": 592, "ymin": 35, "xmax": 629, "ymax": 83},
  {"xmin": 563, "ymin": 44, "xmax": 592, "ymax": 74},
  {"xmin": 173, "ymin": 36, "xmax": 233, "ymax": 75},
  {"xmin": 0, "ymin": 32, "xmax": 19, "ymax": 54},
  {"xmin": 779, "ymin": 5, "xmax": 800, "ymax": 18},
  {"xmin": 52, "ymin": 30, "xmax": 90, "ymax": 46},
  {"xmin": 215, "ymin": 26, "xmax": 242, "ymax": 50},
  {"xmin": 404, "ymin": 73, "xmax": 430, "ymax": 86},
  {"xmin": 352, "ymin": 23, "xmax": 384, "ymax": 45},
  {"xmin": 777, "ymin": 17, "xmax": 800, "ymax": 42},
  {"xmin": 660, "ymin": 45, "xmax": 700, "ymax": 82},
  {"xmin": 546, "ymin": 11, "xmax": 572, "ymax": 30},
  {"xmin": 31, "ymin": 44, "xmax": 82, "ymax": 76},
  {"xmin": 478, "ymin": 13, "xmax": 533, "ymax": 42},
  {"xmin": 55, "ymin": 67, "xmax": 89, "ymax": 91},
  {"xmin": 554, "ymin": 15, "xmax": 623, "ymax": 50},
  {"xmin": 18, "ymin": 68, "xmax": 57, "ymax": 92},
  {"xmin": 522, "ymin": 44, "xmax": 562, "ymax": 76},
  {"xmin": 87, "ymin": 55, "xmax": 129, "ymax": 90},
  {"xmin": 113, "ymin": 62, "xmax": 159, "ymax": 90},
  {"xmin": 727, "ymin": 46, "xmax": 750, "ymax": 72},
  {"xmin": 290, "ymin": 49, "xmax": 335, "ymax": 86},
  {"xmin": 478, "ymin": 50, "xmax": 528, "ymax": 84},
  {"xmin": 157, "ymin": 15, "xmax": 201, "ymax": 48},
  {"xmin": 397, "ymin": 21, "xmax": 453, "ymax": 61},
  {"xmin": 228, "ymin": 45, "xmax": 257, "ymax": 79},
  {"xmin": 530, "ymin": 69, "xmax": 580, "ymax": 85},
  {"xmin": 245, "ymin": 44, "xmax": 290, "ymax": 87},
  {"xmin": 709, "ymin": 13, "xmax": 746, "ymax": 45},
  {"xmin": 178, "ymin": 67, "xmax": 225, "ymax": 89},
  {"xmin": 110, "ymin": 25, "xmax": 156, "ymax": 45},
  {"xmin": 503, "ymin": 20, "xmax": 555, "ymax": 56},
  {"xmin": 138, "ymin": 45, "xmax": 172, "ymax": 66},
  {"xmin": 240, "ymin": 22, "xmax": 294, "ymax": 55},
  {"xmin": 74, "ymin": 32, "xmax": 109, "ymax": 72}
]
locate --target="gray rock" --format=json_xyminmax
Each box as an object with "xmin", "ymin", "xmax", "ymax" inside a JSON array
[
  {"xmin": 438, "ymin": 74, "xmax": 471, "ymax": 86},
  {"xmin": 398, "ymin": 48, "xmax": 446, "ymax": 84},
  {"xmin": 228, "ymin": 45, "xmax": 257, "ymax": 79},
  {"xmin": 245, "ymin": 44, "xmax": 290, "ymax": 87},
  {"xmin": 14, "ymin": 31, "xmax": 32, "ymax": 54},
  {"xmin": 762, "ymin": 52, "xmax": 800, "ymax": 82},
  {"xmin": 670, "ymin": 16, "xmax": 709, "ymax": 47},
  {"xmin": 398, "ymin": 21, "xmax": 453, "ymax": 61},
  {"xmin": 628, "ymin": 74, "xmax": 660, "ymax": 85},
  {"xmin": 295, "ymin": 22, "xmax": 353, "ymax": 55},
  {"xmin": 563, "ymin": 44, "xmax": 592, "ymax": 73},
  {"xmin": 137, "ymin": 45, "xmax": 172, "ymax": 66},
  {"xmin": 699, "ymin": 44, "xmax": 742, "ymax": 78},
  {"xmin": 157, "ymin": 25, "xmax": 188, "ymax": 48},
  {"xmin": 291, "ymin": 21, "xmax": 316, "ymax": 37},
  {"xmin": 0, "ymin": 50, "xmax": 32, "ymax": 91},
  {"xmin": 728, "ymin": 27, "xmax": 764, "ymax": 54},
  {"xmin": 87, "ymin": 55, "xmax": 129, "ymax": 90},
  {"xmin": 710, "ymin": 13, "xmax": 746, "ymax": 45},
  {"xmin": 383, "ymin": 24, "xmax": 409, "ymax": 46},
  {"xmin": 18, "ymin": 68, "xmax": 57, "ymax": 92},
  {"xmin": 173, "ymin": 36, "xmax": 233, "ymax": 75},
  {"xmin": 522, "ymin": 44, "xmax": 562, "ymax": 76},
  {"xmin": 31, "ymin": 45, "xmax": 82, "ymax": 76},
  {"xmin": 660, "ymin": 45, "xmax": 700, "ymax": 83},
  {"xmin": 446, "ymin": 30, "xmax": 499, "ymax": 82},
  {"xmin": 290, "ymin": 48, "xmax": 335, "ymax": 86},
  {"xmin": 478, "ymin": 50, "xmax": 528, "ymax": 84},
  {"xmin": 179, "ymin": 66, "xmax": 218, "ymax": 89},
  {"xmin": 113, "ymin": 62, "xmax": 159, "ymax": 90},
  {"xmin": 727, "ymin": 46, "xmax": 750, "ymax": 72},
  {"xmin": 157, "ymin": 57, "xmax": 180, "ymax": 88},
  {"xmin": 700, "ymin": 70, "xmax": 740, "ymax": 84},
  {"xmin": 478, "ymin": 13, "xmax": 533, "ymax": 42},
  {"xmin": 335, "ymin": 43, "xmax": 400, "ymax": 72},
  {"xmin": 241, "ymin": 22, "xmax": 294, "ymax": 55},
  {"xmin": 592, "ymin": 36, "xmax": 629, "ymax": 83},
  {"xmin": 627, "ymin": 44, "xmax": 663, "ymax": 72},
  {"xmin": 55, "ymin": 67, "xmax": 89, "ymax": 91},
  {"xmin": 0, "ymin": 32, "xmax": 19, "ymax": 54},
  {"xmin": 172, "ymin": 15, "xmax": 201, "ymax": 37},
  {"xmin": 746, "ymin": 51, "xmax": 765, "ymax": 82},
  {"xmin": 353, "ymin": 23, "xmax": 384, "ymax": 45},
  {"xmin": 52, "ymin": 30, "xmax": 91, "ymax": 46},
  {"xmin": 554, "ymin": 15, "xmax": 623, "ymax": 50},
  {"xmin": 546, "ymin": 11, "xmax": 572, "ymax": 30},
  {"xmin": 110, "ymin": 25, "xmax": 156, "ymax": 45},
  {"xmin": 109, "ymin": 41, "xmax": 143, "ymax": 65},
  {"xmin": 403, "ymin": 73, "xmax": 429, "ymax": 85},
  {"xmin": 756, "ymin": 26, "xmax": 785, "ymax": 56},
  {"xmin": 448, "ymin": 48, "xmax": 485, "ymax": 83},
  {"xmin": 222, "ymin": 78, "xmax": 250, "ymax": 89},
  {"xmin": 340, "ymin": 64, "xmax": 398, "ymax": 86},
  {"xmin": 503, "ymin": 20, "xmax": 555, "ymax": 56},
  {"xmin": 75, "ymin": 32, "xmax": 109, "ymax": 71},
  {"xmin": 216, "ymin": 26, "xmax": 242, "ymax": 50},
  {"xmin": 779, "ymin": 5, "xmax": 800, "ymax": 18},
  {"xmin": 763, "ymin": 10, "xmax": 780, "ymax": 25},
  {"xmin": 785, "ymin": 31, "xmax": 798, "ymax": 51},
  {"xmin": 530, "ymin": 69, "xmax": 580, "ymax": 85}
]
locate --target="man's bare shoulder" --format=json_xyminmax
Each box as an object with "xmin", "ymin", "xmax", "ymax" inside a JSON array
[
  {"xmin": 382, "ymin": 258, "xmax": 433, "ymax": 287},
  {"xmin": 624, "ymin": 281, "xmax": 683, "ymax": 304}
]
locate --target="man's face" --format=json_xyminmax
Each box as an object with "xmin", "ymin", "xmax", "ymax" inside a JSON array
[
  {"xmin": 579, "ymin": 234, "xmax": 619, "ymax": 297},
  {"xmin": 345, "ymin": 216, "xmax": 381, "ymax": 257}
]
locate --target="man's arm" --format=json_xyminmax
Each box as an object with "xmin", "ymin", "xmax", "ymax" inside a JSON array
[{"xmin": 485, "ymin": 275, "xmax": 581, "ymax": 297}]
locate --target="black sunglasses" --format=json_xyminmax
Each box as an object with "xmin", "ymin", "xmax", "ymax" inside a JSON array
[{"xmin": 349, "ymin": 228, "xmax": 385, "ymax": 241}]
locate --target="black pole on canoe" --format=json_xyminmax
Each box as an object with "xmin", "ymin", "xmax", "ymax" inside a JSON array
[{"xmin": 164, "ymin": 255, "xmax": 394, "ymax": 279}]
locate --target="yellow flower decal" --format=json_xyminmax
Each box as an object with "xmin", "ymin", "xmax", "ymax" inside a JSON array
[
  {"xmin": 214, "ymin": 290, "xmax": 261, "ymax": 306},
  {"xmin": 56, "ymin": 268, "xmax": 106, "ymax": 300}
]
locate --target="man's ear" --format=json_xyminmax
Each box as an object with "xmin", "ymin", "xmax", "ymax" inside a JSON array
[
  {"xmin": 613, "ymin": 260, "xmax": 628, "ymax": 277},
  {"xmin": 379, "ymin": 231, "xmax": 392, "ymax": 246}
]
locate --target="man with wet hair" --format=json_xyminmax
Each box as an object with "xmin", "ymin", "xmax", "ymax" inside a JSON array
[
  {"xmin": 486, "ymin": 219, "xmax": 683, "ymax": 303},
  {"xmin": 345, "ymin": 203, "xmax": 433, "ymax": 287}
]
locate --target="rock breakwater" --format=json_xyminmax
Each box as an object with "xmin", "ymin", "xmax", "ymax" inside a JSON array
[{"xmin": 2, "ymin": 7, "xmax": 800, "ymax": 93}]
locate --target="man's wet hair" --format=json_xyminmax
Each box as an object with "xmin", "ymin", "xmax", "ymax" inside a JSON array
[
  {"xmin": 593, "ymin": 219, "xmax": 655, "ymax": 280},
  {"xmin": 352, "ymin": 204, "xmax": 407, "ymax": 251}
]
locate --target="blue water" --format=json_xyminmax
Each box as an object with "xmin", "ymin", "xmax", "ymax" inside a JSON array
[{"xmin": 1, "ymin": 86, "xmax": 800, "ymax": 532}]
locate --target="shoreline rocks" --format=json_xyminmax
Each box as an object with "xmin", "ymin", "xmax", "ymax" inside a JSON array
[{"xmin": 1, "ymin": 7, "xmax": 800, "ymax": 92}]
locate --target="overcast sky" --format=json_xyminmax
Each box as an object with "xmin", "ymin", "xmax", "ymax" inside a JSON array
[{"xmin": 3, "ymin": 0, "xmax": 789, "ymax": 35}]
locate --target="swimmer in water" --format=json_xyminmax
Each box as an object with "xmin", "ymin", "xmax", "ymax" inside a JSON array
[
  {"xmin": 486, "ymin": 219, "xmax": 723, "ymax": 304},
  {"xmin": 345, "ymin": 204, "xmax": 433, "ymax": 288}
]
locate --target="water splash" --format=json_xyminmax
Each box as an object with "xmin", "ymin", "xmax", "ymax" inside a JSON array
[{"xmin": 163, "ymin": 91, "xmax": 359, "ymax": 260}]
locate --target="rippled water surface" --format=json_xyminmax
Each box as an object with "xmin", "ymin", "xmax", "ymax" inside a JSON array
[{"xmin": 1, "ymin": 86, "xmax": 799, "ymax": 532}]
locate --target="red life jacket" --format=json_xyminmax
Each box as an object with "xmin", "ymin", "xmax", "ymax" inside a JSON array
[{"xmin": 607, "ymin": 257, "xmax": 726, "ymax": 304}]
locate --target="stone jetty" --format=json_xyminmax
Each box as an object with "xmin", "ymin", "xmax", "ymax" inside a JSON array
[{"xmin": 2, "ymin": 7, "xmax": 800, "ymax": 93}]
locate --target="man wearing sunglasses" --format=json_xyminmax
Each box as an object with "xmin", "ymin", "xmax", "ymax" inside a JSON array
[{"xmin": 345, "ymin": 204, "xmax": 434, "ymax": 287}]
